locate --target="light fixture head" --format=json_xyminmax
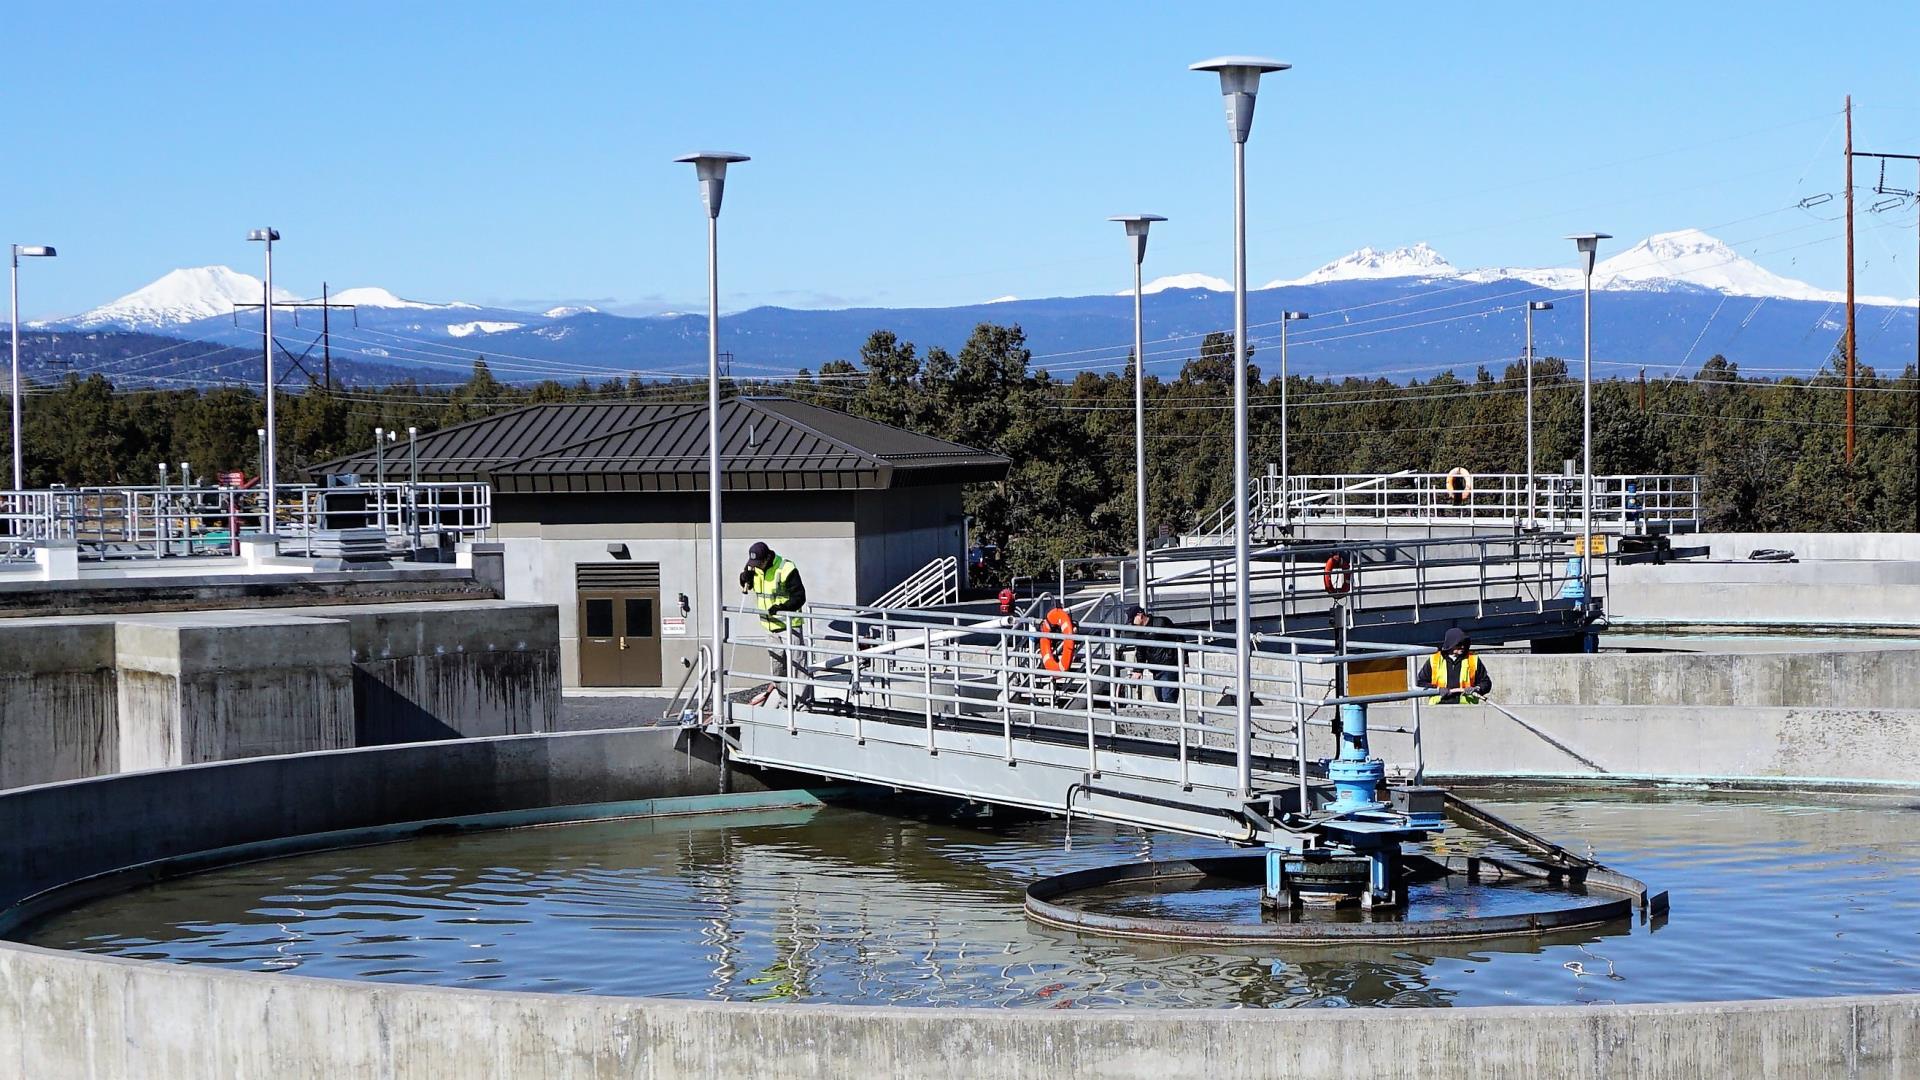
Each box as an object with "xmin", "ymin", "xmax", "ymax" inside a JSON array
[
  {"xmin": 13, "ymin": 245, "xmax": 55, "ymax": 258},
  {"xmin": 1283, "ymin": 310, "xmax": 1310, "ymax": 321},
  {"xmin": 246, "ymin": 228, "xmax": 280, "ymax": 243},
  {"xmin": 1566, "ymin": 232, "xmax": 1611, "ymax": 274},
  {"xmin": 1191, "ymin": 56, "xmax": 1290, "ymax": 143},
  {"xmin": 675, "ymin": 151, "xmax": 750, "ymax": 219},
  {"xmin": 1529, "ymin": 300, "xmax": 1555, "ymax": 311},
  {"xmin": 1109, "ymin": 214, "xmax": 1167, "ymax": 264}
]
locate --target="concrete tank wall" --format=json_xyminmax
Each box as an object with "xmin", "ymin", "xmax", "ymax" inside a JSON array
[
  {"xmin": 1610, "ymin": 559, "xmax": 1920, "ymax": 627},
  {"xmin": 0, "ymin": 731, "xmax": 1914, "ymax": 1078},
  {"xmin": 1487, "ymin": 645, "xmax": 1920, "ymax": 709},
  {"xmin": 0, "ymin": 601, "xmax": 560, "ymax": 789},
  {"xmin": 0, "ymin": 619, "xmax": 118, "ymax": 787},
  {"xmin": 113, "ymin": 616, "xmax": 357, "ymax": 770}
]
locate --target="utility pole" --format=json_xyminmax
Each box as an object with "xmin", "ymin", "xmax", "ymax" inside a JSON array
[
  {"xmin": 1638, "ymin": 367, "xmax": 1647, "ymax": 412},
  {"xmin": 322, "ymin": 282, "xmax": 333, "ymax": 392},
  {"xmin": 1845, "ymin": 95, "xmax": 1857, "ymax": 464},
  {"xmin": 1844, "ymin": 135, "xmax": 1920, "ymax": 526}
]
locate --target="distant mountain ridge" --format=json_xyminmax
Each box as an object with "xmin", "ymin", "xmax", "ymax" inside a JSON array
[{"xmin": 30, "ymin": 229, "xmax": 1920, "ymax": 388}]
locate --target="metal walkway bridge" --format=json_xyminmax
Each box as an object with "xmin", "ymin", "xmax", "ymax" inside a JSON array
[
  {"xmin": 686, "ymin": 599, "xmax": 1445, "ymax": 849},
  {"xmin": 1059, "ymin": 531, "xmax": 1605, "ymax": 648},
  {"xmin": 1187, "ymin": 470, "xmax": 1702, "ymax": 543}
]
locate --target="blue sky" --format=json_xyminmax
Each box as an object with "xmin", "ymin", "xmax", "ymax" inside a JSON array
[{"xmin": 8, "ymin": 1, "xmax": 1919, "ymax": 319}]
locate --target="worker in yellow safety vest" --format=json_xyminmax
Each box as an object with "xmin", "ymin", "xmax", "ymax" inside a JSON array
[
  {"xmin": 1416, "ymin": 627, "xmax": 1492, "ymax": 705},
  {"xmin": 741, "ymin": 542, "xmax": 812, "ymax": 705}
]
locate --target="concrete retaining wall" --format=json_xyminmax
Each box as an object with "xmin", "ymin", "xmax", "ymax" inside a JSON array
[
  {"xmin": 1610, "ymin": 559, "xmax": 1920, "ymax": 627},
  {"xmin": 1371, "ymin": 703, "xmax": 1920, "ymax": 784},
  {"xmin": 1487, "ymin": 645, "xmax": 1920, "ymax": 709},
  {"xmin": 0, "ymin": 730, "xmax": 1914, "ymax": 1079},
  {"xmin": 0, "ymin": 601, "xmax": 560, "ymax": 788},
  {"xmin": 0, "ymin": 619, "xmax": 117, "ymax": 788}
]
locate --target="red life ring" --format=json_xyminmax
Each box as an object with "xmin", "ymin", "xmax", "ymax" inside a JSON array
[
  {"xmin": 1323, "ymin": 554, "xmax": 1352, "ymax": 596},
  {"xmin": 1038, "ymin": 607, "xmax": 1077, "ymax": 672}
]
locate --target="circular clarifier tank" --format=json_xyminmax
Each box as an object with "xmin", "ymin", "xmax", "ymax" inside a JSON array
[{"xmin": 12, "ymin": 784, "xmax": 1920, "ymax": 1009}]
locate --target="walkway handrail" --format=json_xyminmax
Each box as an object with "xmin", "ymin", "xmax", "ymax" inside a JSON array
[
  {"xmin": 1185, "ymin": 471, "xmax": 1703, "ymax": 542},
  {"xmin": 0, "ymin": 481, "xmax": 492, "ymax": 562},
  {"xmin": 720, "ymin": 598, "xmax": 1431, "ymax": 806},
  {"xmin": 871, "ymin": 555, "xmax": 961, "ymax": 610}
]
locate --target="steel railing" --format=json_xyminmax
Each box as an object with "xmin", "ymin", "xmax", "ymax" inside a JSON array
[
  {"xmin": 720, "ymin": 599, "xmax": 1432, "ymax": 810},
  {"xmin": 1187, "ymin": 471, "xmax": 1702, "ymax": 541},
  {"xmin": 870, "ymin": 555, "xmax": 961, "ymax": 610},
  {"xmin": 0, "ymin": 481, "xmax": 492, "ymax": 563},
  {"xmin": 1147, "ymin": 532, "xmax": 1603, "ymax": 630}
]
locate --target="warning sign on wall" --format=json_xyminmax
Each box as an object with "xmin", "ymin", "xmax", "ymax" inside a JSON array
[{"xmin": 661, "ymin": 616, "xmax": 687, "ymax": 637}]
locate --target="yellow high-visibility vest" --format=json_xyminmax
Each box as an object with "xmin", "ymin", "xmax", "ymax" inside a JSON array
[
  {"xmin": 751, "ymin": 556, "xmax": 800, "ymax": 633},
  {"xmin": 1427, "ymin": 651, "xmax": 1480, "ymax": 705}
]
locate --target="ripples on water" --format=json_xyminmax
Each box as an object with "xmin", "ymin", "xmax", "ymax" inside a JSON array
[{"xmin": 15, "ymin": 787, "xmax": 1920, "ymax": 1008}]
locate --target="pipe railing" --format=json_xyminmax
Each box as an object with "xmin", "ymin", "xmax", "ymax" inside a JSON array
[
  {"xmin": 1187, "ymin": 471, "xmax": 1702, "ymax": 541},
  {"xmin": 870, "ymin": 555, "xmax": 961, "ymax": 610},
  {"xmin": 721, "ymin": 599, "xmax": 1430, "ymax": 803},
  {"xmin": 1147, "ymin": 532, "xmax": 1603, "ymax": 631},
  {"xmin": 0, "ymin": 481, "xmax": 492, "ymax": 562}
]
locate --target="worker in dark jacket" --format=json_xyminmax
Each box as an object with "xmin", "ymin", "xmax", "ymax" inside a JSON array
[
  {"xmin": 1126, "ymin": 604, "xmax": 1181, "ymax": 704},
  {"xmin": 1416, "ymin": 627, "xmax": 1492, "ymax": 705}
]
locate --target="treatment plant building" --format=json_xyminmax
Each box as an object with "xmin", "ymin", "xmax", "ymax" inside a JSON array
[{"xmin": 322, "ymin": 397, "xmax": 1008, "ymax": 688}]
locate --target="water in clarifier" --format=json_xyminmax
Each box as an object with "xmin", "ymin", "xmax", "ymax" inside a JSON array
[{"xmin": 14, "ymin": 786, "xmax": 1920, "ymax": 1008}]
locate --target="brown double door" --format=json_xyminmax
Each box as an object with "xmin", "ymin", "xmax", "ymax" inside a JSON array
[{"xmin": 576, "ymin": 563, "xmax": 664, "ymax": 687}]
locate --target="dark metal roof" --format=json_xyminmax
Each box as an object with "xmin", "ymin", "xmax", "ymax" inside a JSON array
[{"xmin": 313, "ymin": 397, "xmax": 1008, "ymax": 494}]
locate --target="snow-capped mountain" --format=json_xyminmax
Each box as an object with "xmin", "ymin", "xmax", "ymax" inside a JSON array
[
  {"xmin": 541, "ymin": 304, "xmax": 599, "ymax": 318},
  {"xmin": 325, "ymin": 286, "xmax": 479, "ymax": 311},
  {"xmin": 1269, "ymin": 243, "xmax": 1458, "ymax": 287},
  {"xmin": 1134, "ymin": 273, "xmax": 1230, "ymax": 295},
  {"xmin": 63, "ymin": 266, "xmax": 299, "ymax": 331},
  {"xmin": 1587, "ymin": 229, "xmax": 1835, "ymax": 301}
]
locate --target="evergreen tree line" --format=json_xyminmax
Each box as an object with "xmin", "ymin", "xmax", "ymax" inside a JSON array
[{"xmin": 5, "ymin": 322, "xmax": 1915, "ymax": 576}]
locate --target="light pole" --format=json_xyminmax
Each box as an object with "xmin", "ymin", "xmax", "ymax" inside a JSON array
[
  {"xmin": 676, "ymin": 151, "xmax": 749, "ymax": 708},
  {"xmin": 1567, "ymin": 233, "xmax": 1610, "ymax": 609},
  {"xmin": 1193, "ymin": 55, "xmax": 1289, "ymax": 802},
  {"xmin": 1110, "ymin": 213, "xmax": 1165, "ymax": 604},
  {"xmin": 1278, "ymin": 310, "xmax": 1309, "ymax": 519},
  {"xmin": 1522, "ymin": 300, "xmax": 1553, "ymax": 529},
  {"xmin": 10, "ymin": 244, "xmax": 56, "ymax": 492},
  {"xmin": 246, "ymin": 228, "xmax": 281, "ymax": 515},
  {"xmin": 373, "ymin": 426, "xmax": 394, "ymax": 534},
  {"xmin": 408, "ymin": 425, "xmax": 420, "ymax": 551}
]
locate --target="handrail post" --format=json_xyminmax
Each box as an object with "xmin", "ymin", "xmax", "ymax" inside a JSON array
[
  {"xmin": 1293, "ymin": 641, "xmax": 1307, "ymax": 814},
  {"xmin": 1176, "ymin": 647, "xmax": 1190, "ymax": 789}
]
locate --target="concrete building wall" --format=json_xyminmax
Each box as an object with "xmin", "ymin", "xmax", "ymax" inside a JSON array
[
  {"xmin": 853, "ymin": 484, "xmax": 968, "ymax": 603},
  {"xmin": 497, "ymin": 488, "xmax": 967, "ymax": 687}
]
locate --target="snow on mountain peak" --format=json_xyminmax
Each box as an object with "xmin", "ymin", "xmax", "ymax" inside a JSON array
[
  {"xmin": 1591, "ymin": 228, "xmax": 1829, "ymax": 301},
  {"xmin": 67, "ymin": 266, "xmax": 299, "ymax": 330},
  {"xmin": 1130, "ymin": 272, "xmax": 1231, "ymax": 296},
  {"xmin": 542, "ymin": 304, "xmax": 599, "ymax": 318},
  {"xmin": 1270, "ymin": 243, "xmax": 1458, "ymax": 288},
  {"xmin": 327, "ymin": 286, "xmax": 463, "ymax": 310}
]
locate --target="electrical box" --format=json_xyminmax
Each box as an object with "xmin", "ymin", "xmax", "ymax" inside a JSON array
[
  {"xmin": 1388, "ymin": 785, "xmax": 1445, "ymax": 817},
  {"xmin": 1345, "ymin": 656, "xmax": 1409, "ymax": 698}
]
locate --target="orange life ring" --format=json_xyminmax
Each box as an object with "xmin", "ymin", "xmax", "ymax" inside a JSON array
[
  {"xmin": 1445, "ymin": 467, "xmax": 1474, "ymax": 504},
  {"xmin": 1038, "ymin": 607, "xmax": 1077, "ymax": 672},
  {"xmin": 1323, "ymin": 554, "xmax": 1351, "ymax": 596}
]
